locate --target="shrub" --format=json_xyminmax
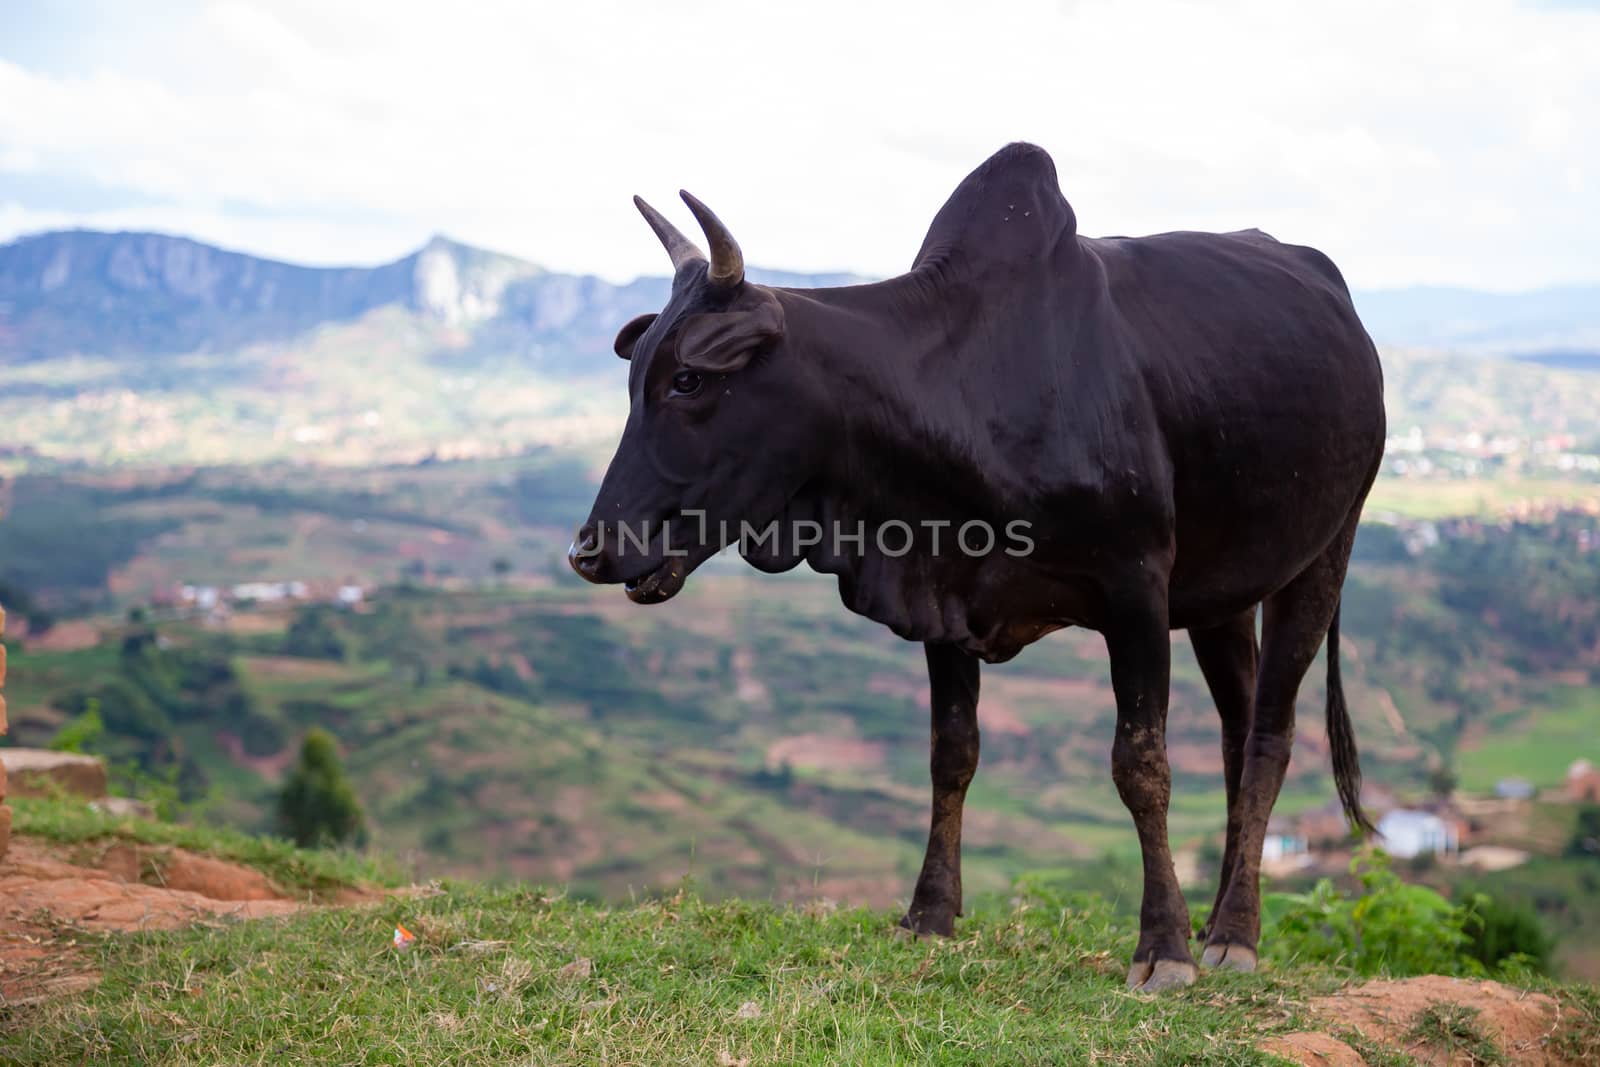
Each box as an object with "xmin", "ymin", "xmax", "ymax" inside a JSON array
[
  {"xmin": 277, "ymin": 728, "xmax": 365, "ymax": 849},
  {"xmin": 1462, "ymin": 890, "xmax": 1554, "ymax": 975},
  {"xmin": 48, "ymin": 699, "xmax": 104, "ymax": 753},
  {"xmin": 1263, "ymin": 849, "xmax": 1476, "ymax": 976}
]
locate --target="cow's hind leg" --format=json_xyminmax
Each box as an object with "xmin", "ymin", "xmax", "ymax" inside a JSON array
[
  {"xmin": 1188, "ymin": 606, "xmax": 1258, "ymax": 955},
  {"xmin": 900, "ymin": 642, "xmax": 981, "ymax": 937},
  {"xmin": 1106, "ymin": 583, "xmax": 1197, "ymax": 992},
  {"xmin": 1202, "ymin": 522, "xmax": 1357, "ymax": 969}
]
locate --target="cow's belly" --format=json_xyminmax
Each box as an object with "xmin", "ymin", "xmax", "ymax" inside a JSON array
[{"xmin": 1165, "ymin": 435, "xmax": 1379, "ymax": 629}]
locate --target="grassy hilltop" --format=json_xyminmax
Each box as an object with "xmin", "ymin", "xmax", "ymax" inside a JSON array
[{"xmin": 4, "ymin": 796, "xmax": 1598, "ymax": 1066}]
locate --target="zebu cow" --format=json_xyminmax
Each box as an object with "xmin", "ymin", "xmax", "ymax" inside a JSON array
[{"xmin": 570, "ymin": 143, "xmax": 1385, "ymax": 991}]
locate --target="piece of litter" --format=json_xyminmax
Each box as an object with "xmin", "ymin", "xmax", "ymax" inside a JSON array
[
  {"xmin": 393, "ymin": 924, "xmax": 416, "ymax": 949},
  {"xmin": 734, "ymin": 1000, "xmax": 762, "ymax": 1020}
]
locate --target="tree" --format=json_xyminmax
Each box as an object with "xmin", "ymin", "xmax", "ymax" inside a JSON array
[
  {"xmin": 283, "ymin": 607, "xmax": 346, "ymax": 661},
  {"xmin": 0, "ymin": 578, "xmax": 53, "ymax": 634},
  {"xmin": 1568, "ymin": 804, "xmax": 1600, "ymax": 860},
  {"xmin": 277, "ymin": 728, "xmax": 365, "ymax": 848}
]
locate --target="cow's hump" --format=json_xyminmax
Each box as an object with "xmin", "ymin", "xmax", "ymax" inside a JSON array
[{"xmin": 913, "ymin": 142, "xmax": 1077, "ymax": 272}]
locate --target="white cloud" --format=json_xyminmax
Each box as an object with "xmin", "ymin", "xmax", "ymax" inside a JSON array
[{"xmin": 0, "ymin": 0, "xmax": 1596, "ymax": 288}]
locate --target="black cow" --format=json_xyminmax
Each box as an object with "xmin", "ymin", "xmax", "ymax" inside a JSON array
[{"xmin": 570, "ymin": 143, "xmax": 1385, "ymax": 991}]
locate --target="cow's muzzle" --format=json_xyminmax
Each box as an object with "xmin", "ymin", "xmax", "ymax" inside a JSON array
[
  {"xmin": 567, "ymin": 522, "xmax": 691, "ymax": 604},
  {"xmin": 568, "ymin": 524, "xmax": 604, "ymax": 582}
]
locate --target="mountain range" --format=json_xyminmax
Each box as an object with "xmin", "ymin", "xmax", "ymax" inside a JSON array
[
  {"xmin": 2, "ymin": 228, "xmax": 1598, "ymax": 469},
  {"xmin": 3, "ymin": 229, "xmax": 1598, "ymax": 365},
  {"xmin": 0, "ymin": 229, "xmax": 863, "ymax": 367},
  {"xmin": 1351, "ymin": 284, "xmax": 1600, "ymax": 356}
]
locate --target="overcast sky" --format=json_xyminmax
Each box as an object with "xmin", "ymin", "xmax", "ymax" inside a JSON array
[{"xmin": 1, "ymin": 0, "xmax": 1596, "ymax": 289}]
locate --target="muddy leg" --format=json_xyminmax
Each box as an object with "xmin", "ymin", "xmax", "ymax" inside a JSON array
[
  {"xmin": 1188, "ymin": 607, "xmax": 1258, "ymax": 952},
  {"xmin": 900, "ymin": 642, "xmax": 981, "ymax": 937},
  {"xmin": 1106, "ymin": 589, "xmax": 1197, "ymax": 992},
  {"xmin": 1203, "ymin": 528, "xmax": 1355, "ymax": 970}
]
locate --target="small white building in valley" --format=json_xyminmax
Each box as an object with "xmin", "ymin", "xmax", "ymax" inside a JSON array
[{"xmin": 1377, "ymin": 809, "xmax": 1459, "ymax": 859}]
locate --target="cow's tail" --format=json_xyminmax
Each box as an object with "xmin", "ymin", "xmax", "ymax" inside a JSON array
[{"xmin": 1327, "ymin": 602, "xmax": 1375, "ymax": 837}]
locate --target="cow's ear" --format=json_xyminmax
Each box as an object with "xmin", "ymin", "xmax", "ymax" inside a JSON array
[
  {"xmin": 613, "ymin": 313, "xmax": 657, "ymax": 360},
  {"xmin": 675, "ymin": 301, "xmax": 785, "ymax": 374}
]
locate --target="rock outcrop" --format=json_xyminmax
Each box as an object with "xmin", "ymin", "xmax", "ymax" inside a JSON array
[{"xmin": 0, "ymin": 749, "xmax": 109, "ymax": 802}]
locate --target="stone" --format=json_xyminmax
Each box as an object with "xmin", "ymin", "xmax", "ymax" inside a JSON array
[
  {"xmin": 88, "ymin": 796, "xmax": 156, "ymax": 820},
  {"xmin": 0, "ymin": 804, "xmax": 11, "ymax": 861},
  {"xmin": 0, "ymin": 750, "xmax": 109, "ymax": 800}
]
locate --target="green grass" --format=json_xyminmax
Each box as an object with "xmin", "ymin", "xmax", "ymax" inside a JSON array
[
  {"xmin": 5, "ymin": 798, "xmax": 1600, "ymax": 1064},
  {"xmin": 1456, "ymin": 687, "xmax": 1600, "ymax": 792},
  {"xmin": 1551, "ymin": 983, "xmax": 1600, "ymax": 1064},
  {"xmin": 1364, "ymin": 478, "xmax": 1600, "ymax": 520},
  {"xmin": 1405, "ymin": 1003, "xmax": 1506, "ymax": 1066},
  {"xmin": 3, "ymin": 886, "xmax": 1319, "ymax": 1066},
  {"xmin": 9, "ymin": 794, "xmax": 398, "ymax": 893},
  {"xmin": 8, "ymin": 881, "xmax": 1597, "ymax": 1066},
  {"xmin": 1331, "ymin": 1027, "xmax": 1420, "ymax": 1067}
]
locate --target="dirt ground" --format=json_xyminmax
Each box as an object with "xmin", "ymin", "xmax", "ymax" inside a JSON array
[
  {"xmin": 1263, "ymin": 975, "xmax": 1590, "ymax": 1066},
  {"xmin": 0, "ymin": 834, "xmax": 375, "ymax": 1006}
]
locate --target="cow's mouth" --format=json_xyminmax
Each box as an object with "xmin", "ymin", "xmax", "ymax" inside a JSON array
[{"xmin": 624, "ymin": 558, "xmax": 689, "ymax": 604}]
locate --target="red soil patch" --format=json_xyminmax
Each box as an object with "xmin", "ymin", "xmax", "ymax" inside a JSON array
[
  {"xmin": 1261, "ymin": 1031, "xmax": 1366, "ymax": 1066},
  {"xmin": 95, "ymin": 843, "xmax": 287, "ymax": 901},
  {"xmin": 221, "ymin": 611, "xmax": 293, "ymax": 635},
  {"xmin": 1266, "ymin": 976, "xmax": 1589, "ymax": 1066},
  {"xmin": 1165, "ymin": 740, "xmax": 1226, "ymax": 776},
  {"xmin": 1, "ymin": 838, "xmax": 302, "ymax": 932},
  {"xmin": 0, "ymin": 835, "xmax": 379, "ymax": 1007},
  {"xmin": 215, "ymin": 730, "xmax": 298, "ymax": 779},
  {"xmin": 977, "ymin": 696, "xmax": 1032, "ymax": 737},
  {"xmin": 764, "ymin": 733, "xmax": 886, "ymax": 773},
  {"xmin": 20, "ymin": 620, "xmax": 101, "ymax": 653}
]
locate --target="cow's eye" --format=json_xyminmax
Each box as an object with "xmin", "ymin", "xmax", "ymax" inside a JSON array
[{"xmin": 670, "ymin": 370, "xmax": 704, "ymax": 397}]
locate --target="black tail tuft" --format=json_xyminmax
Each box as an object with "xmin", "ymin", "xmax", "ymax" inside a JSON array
[{"xmin": 1327, "ymin": 603, "xmax": 1375, "ymax": 837}]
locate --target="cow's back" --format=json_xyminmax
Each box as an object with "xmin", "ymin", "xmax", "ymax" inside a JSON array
[{"xmin": 1084, "ymin": 229, "xmax": 1386, "ymax": 625}]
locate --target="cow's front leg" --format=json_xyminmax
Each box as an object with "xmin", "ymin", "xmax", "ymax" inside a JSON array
[
  {"xmin": 900, "ymin": 642, "xmax": 981, "ymax": 937},
  {"xmin": 1106, "ymin": 592, "xmax": 1197, "ymax": 992}
]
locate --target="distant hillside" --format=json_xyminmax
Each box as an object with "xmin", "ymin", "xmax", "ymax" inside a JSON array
[
  {"xmin": 0, "ymin": 229, "xmax": 864, "ymax": 367},
  {"xmin": 6, "ymin": 228, "xmax": 1597, "ymax": 363},
  {"xmin": 0, "ymin": 231, "xmax": 867, "ymax": 465},
  {"xmin": 2, "ymin": 228, "xmax": 1597, "ymax": 467},
  {"xmin": 1353, "ymin": 283, "xmax": 1600, "ymax": 355}
]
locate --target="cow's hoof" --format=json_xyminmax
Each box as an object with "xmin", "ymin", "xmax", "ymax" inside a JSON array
[
  {"xmin": 1200, "ymin": 943, "xmax": 1258, "ymax": 972},
  {"xmin": 1125, "ymin": 959, "xmax": 1198, "ymax": 993},
  {"xmin": 897, "ymin": 911, "xmax": 955, "ymax": 939}
]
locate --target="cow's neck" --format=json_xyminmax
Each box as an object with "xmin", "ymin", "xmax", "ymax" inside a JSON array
[
  {"xmin": 777, "ymin": 254, "xmax": 1112, "ymax": 510},
  {"xmin": 764, "ymin": 260, "xmax": 1116, "ymax": 656}
]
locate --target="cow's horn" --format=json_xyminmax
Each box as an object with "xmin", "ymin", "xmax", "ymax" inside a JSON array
[
  {"xmin": 634, "ymin": 196, "xmax": 705, "ymax": 274},
  {"xmin": 680, "ymin": 191, "xmax": 744, "ymax": 288}
]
